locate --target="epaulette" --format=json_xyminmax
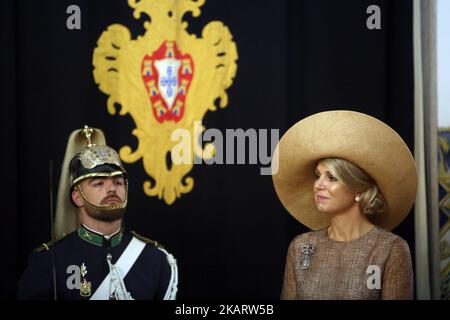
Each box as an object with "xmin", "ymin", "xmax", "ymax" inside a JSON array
[
  {"xmin": 130, "ymin": 230, "xmax": 164, "ymax": 249},
  {"xmin": 33, "ymin": 233, "xmax": 68, "ymax": 253}
]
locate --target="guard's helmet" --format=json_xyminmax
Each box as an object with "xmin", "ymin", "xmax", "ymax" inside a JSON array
[{"xmin": 55, "ymin": 126, "xmax": 128, "ymax": 237}]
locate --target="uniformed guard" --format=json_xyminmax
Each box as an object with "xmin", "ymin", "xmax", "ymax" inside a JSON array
[{"xmin": 18, "ymin": 126, "xmax": 178, "ymax": 300}]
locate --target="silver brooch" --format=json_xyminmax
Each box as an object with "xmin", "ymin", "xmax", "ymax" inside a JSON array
[{"xmin": 299, "ymin": 242, "xmax": 315, "ymax": 270}]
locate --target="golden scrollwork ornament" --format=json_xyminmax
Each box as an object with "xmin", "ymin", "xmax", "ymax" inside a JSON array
[{"xmin": 93, "ymin": 0, "xmax": 238, "ymax": 205}]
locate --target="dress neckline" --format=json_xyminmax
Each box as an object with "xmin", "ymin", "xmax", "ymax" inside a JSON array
[{"xmin": 323, "ymin": 225, "xmax": 378, "ymax": 244}]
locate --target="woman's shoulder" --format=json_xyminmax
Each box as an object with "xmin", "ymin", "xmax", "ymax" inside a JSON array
[
  {"xmin": 370, "ymin": 226, "xmax": 412, "ymax": 255},
  {"xmin": 372, "ymin": 226, "xmax": 409, "ymax": 244}
]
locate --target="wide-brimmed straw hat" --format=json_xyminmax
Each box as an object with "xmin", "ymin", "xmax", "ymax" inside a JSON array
[{"xmin": 272, "ymin": 110, "xmax": 417, "ymax": 231}]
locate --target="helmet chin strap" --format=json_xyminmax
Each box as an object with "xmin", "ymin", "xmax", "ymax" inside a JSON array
[{"xmin": 75, "ymin": 181, "xmax": 128, "ymax": 212}]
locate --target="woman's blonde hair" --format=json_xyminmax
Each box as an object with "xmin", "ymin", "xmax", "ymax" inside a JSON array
[{"xmin": 319, "ymin": 157, "xmax": 386, "ymax": 216}]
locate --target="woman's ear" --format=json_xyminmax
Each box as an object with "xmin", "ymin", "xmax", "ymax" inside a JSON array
[{"xmin": 71, "ymin": 190, "xmax": 83, "ymax": 207}]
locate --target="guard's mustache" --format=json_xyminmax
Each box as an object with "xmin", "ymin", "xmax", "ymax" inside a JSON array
[{"xmin": 101, "ymin": 194, "xmax": 122, "ymax": 204}]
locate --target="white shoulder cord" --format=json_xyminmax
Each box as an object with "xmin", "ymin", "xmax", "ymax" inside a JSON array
[
  {"xmin": 106, "ymin": 254, "xmax": 134, "ymax": 300},
  {"xmin": 158, "ymin": 247, "xmax": 178, "ymax": 300}
]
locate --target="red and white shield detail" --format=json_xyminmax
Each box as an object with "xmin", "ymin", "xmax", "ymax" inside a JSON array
[{"xmin": 141, "ymin": 41, "xmax": 194, "ymax": 123}]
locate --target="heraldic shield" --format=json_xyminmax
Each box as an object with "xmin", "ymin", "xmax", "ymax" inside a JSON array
[{"xmin": 92, "ymin": 0, "xmax": 238, "ymax": 205}]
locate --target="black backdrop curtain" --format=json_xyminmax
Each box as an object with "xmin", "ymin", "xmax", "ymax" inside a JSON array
[{"xmin": 1, "ymin": 0, "xmax": 414, "ymax": 299}]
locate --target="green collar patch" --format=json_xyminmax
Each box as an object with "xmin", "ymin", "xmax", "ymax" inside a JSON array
[{"xmin": 78, "ymin": 225, "xmax": 123, "ymax": 247}]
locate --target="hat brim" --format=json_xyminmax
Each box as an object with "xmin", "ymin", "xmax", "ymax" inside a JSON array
[{"xmin": 272, "ymin": 110, "xmax": 417, "ymax": 231}]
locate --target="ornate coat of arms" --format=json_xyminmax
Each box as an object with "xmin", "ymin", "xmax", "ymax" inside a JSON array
[{"xmin": 93, "ymin": 0, "xmax": 238, "ymax": 204}]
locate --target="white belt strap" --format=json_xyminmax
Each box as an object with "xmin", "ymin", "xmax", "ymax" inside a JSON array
[{"xmin": 90, "ymin": 237, "xmax": 145, "ymax": 300}]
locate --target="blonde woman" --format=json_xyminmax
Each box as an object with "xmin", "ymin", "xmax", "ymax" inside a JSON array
[{"xmin": 273, "ymin": 111, "xmax": 416, "ymax": 299}]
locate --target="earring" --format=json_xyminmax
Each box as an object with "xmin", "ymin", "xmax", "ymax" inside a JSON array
[{"xmin": 355, "ymin": 196, "xmax": 361, "ymax": 202}]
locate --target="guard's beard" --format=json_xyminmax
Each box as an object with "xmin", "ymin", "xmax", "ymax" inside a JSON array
[
  {"xmin": 85, "ymin": 205, "xmax": 126, "ymax": 222},
  {"xmin": 79, "ymin": 191, "xmax": 127, "ymax": 222}
]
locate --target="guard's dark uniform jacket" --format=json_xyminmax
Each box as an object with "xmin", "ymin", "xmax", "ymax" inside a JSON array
[{"xmin": 18, "ymin": 226, "xmax": 171, "ymax": 300}]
